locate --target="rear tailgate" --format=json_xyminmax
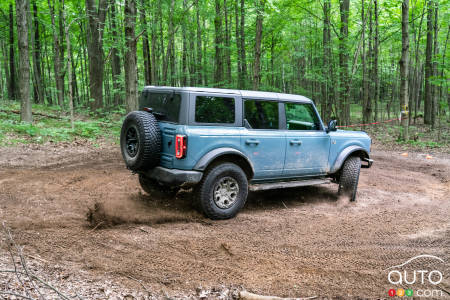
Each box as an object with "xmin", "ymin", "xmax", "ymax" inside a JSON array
[{"xmin": 158, "ymin": 122, "xmax": 178, "ymax": 169}]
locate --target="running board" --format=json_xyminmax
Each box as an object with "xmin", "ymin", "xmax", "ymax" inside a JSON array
[{"xmin": 249, "ymin": 178, "xmax": 331, "ymax": 192}]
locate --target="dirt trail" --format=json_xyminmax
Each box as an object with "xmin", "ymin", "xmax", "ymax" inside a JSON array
[{"xmin": 0, "ymin": 144, "xmax": 449, "ymax": 299}]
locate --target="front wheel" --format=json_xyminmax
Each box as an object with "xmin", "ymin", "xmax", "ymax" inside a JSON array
[
  {"xmin": 338, "ymin": 156, "xmax": 361, "ymax": 202},
  {"xmin": 196, "ymin": 163, "xmax": 248, "ymax": 220}
]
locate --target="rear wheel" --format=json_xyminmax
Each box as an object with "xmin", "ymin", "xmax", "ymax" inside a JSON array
[
  {"xmin": 196, "ymin": 163, "xmax": 248, "ymax": 220},
  {"xmin": 338, "ymin": 156, "xmax": 361, "ymax": 202}
]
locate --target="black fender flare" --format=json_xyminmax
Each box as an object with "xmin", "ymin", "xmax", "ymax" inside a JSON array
[
  {"xmin": 194, "ymin": 147, "xmax": 255, "ymax": 178},
  {"xmin": 329, "ymin": 145, "xmax": 369, "ymax": 174}
]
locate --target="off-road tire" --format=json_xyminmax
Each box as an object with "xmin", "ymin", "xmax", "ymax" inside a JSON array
[
  {"xmin": 120, "ymin": 111, "xmax": 161, "ymax": 171},
  {"xmin": 338, "ymin": 156, "xmax": 361, "ymax": 202},
  {"xmin": 139, "ymin": 174, "xmax": 178, "ymax": 198},
  {"xmin": 196, "ymin": 163, "xmax": 248, "ymax": 220}
]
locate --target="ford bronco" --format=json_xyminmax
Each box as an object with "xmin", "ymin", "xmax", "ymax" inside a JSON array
[{"xmin": 120, "ymin": 87, "xmax": 373, "ymax": 219}]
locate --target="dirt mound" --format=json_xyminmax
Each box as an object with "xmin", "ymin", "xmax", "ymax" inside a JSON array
[{"xmin": 86, "ymin": 193, "xmax": 203, "ymax": 229}]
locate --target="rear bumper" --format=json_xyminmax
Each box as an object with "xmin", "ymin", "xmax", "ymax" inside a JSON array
[
  {"xmin": 143, "ymin": 166, "xmax": 203, "ymax": 187},
  {"xmin": 362, "ymin": 157, "xmax": 374, "ymax": 168}
]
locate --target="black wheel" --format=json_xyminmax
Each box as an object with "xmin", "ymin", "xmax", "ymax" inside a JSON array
[
  {"xmin": 120, "ymin": 111, "xmax": 161, "ymax": 171},
  {"xmin": 196, "ymin": 163, "xmax": 248, "ymax": 220},
  {"xmin": 338, "ymin": 156, "xmax": 361, "ymax": 202},
  {"xmin": 139, "ymin": 174, "xmax": 178, "ymax": 198}
]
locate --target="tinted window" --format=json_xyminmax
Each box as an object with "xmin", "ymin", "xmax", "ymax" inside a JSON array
[
  {"xmin": 244, "ymin": 99, "xmax": 279, "ymax": 129},
  {"xmin": 139, "ymin": 91, "xmax": 181, "ymax": 123},
  {"xmin": 195, "ymin": 96, "xmax": 235, "ymax": 123},
  {"xmin": 285, "ymin": 103, "xmax": 321, "ymax": 130}
]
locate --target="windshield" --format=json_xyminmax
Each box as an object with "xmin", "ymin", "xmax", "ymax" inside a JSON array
[{"xmin": 139, "ymin": 91, "xmax": 181, "ymax": 123}]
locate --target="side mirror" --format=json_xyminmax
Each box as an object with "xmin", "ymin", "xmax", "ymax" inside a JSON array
[{"xmin": 326, "ymin": 120, "xmax": 337, "ymax": 133}]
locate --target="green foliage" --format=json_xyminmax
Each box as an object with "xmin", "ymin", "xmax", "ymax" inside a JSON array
[{"xmin": 0, "ymin": 103, "xmax": 122, "ymax": 146}]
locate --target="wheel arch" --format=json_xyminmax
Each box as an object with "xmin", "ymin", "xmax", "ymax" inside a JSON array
[
  {"xmin": 194, "ymin": 147, "xmax": 254, "ymax": 180},
  {"xmin": 329, "ymin": 145, "xmax": 369, "ymax": 174}
]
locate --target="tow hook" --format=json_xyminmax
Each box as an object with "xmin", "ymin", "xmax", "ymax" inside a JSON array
[{"xmin": 362, "ymin": 157, "xmax": 373, "ymax": 168}]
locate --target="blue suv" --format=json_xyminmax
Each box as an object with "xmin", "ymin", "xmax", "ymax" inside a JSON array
[{"xmin": 120, "ymin": 87, "xmax": 373, "ymax": 219}]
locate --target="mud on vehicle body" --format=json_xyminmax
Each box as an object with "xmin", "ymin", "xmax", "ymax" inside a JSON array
[{"xmin": 120, "ymin": 86, "xmax": 373, "ymax": 219}]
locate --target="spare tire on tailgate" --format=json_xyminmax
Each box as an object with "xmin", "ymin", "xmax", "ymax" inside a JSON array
[{"xmin": 120, "ymin": 111, "xmax": 161, "ymax": 171}]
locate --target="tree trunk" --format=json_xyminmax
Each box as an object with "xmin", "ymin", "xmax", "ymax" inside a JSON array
[
  {"xmin": 339, "ymin": 0, "xmax": 350, "ymax": 125},
  {"xmin": 399, "ymin": 0, "xmax": 409, "ymax": 141},
  {"xmin": 62, "ymin": 0, "xmax": 74, "ymax": 129},
  {"xmin": 362, "ymin": 0, "xmax": 369, "ymax": 124},
  {"xmin": 411, "ymin": 4, "xmax": 425, "ymax": 123},
  {"xmin": 240, "ymin": 0, "xmax": 247, "ymax": 88},
  {"xmin": 168, "ymin": 0, "xmax": 175, "ymax": 85},
  {"xmin": 140, "ymin": 0, "xmax": 151, "ymax": 86},
  {"xmin": 9, "ymin": 4, "xmax": 17, "ymax": 101},
  {"xmin": 48, "ymin": 0, "xmax": 64, "ymax": 107},
  {"xmin": 85, "ymin": 0, "xmax": 108, "ymax": 110},
  {"xmin": 252, "ymin": 0, "xmax": 264, "ymax": 91},
  {"xmin": 235, "ymin": 0, "xmax": 242, "ymax": 88},
  {"xmin": 1, "ymin": 41, "xmax": 10, "ymax": 100},
  {"xmin": 424, "ymin": 0, "xmax": 433, "ymax": 124},
  {"xmin": 321, "ymin": 0, "xmax": 331, "ymax": 121},
  {"xmin": 124, "ymin": 0, "xmax": 138, "ymax": 112},
  {"xmin": 441, "ymin": 26, "xmax": 449, "ymax": 122},
  {"xmin": 15, "ymin": 0, "xmax": 32, "ymax": 122},
  {"xmin": 162, "ymin": 0, "xmax": 175, "ymax": 84},
  {"xmin": 79, "ymin": 20, "xmax": 89, "ymax": 105},
  {"xmin": 31, "ymin": 0, "xmax": 44, "ymax": 104},
  {"xmin": 214, "ymin": 0, "xmax": 224, "ymax": 86},
  {"xmin": 159, "ymin": 0, "xmax": 165, "ymax": 84},
  {"xmin": 196, "ymin": 0, "xmax": 202, "ymax": 85},
  {"xmin": 431, "ymin": 1, "xmax": 438, "ymax": 129},
  {"xmin": 224, "ymin": 0, "xmax": 232, "ymax": 85},
  {"xmin": 181, "ymin": 0, "xmax": 188, "ymax": 86},
  {"xmin": 150, "ymin": 2, "xmax": 158, "ymax": 84},
  {"xmin": 110, "ymin": 2, "xmax": 122, "ymax": 106},
  {"xmin": 373, "ymin": 0, "xmax": 379, "ymax": 122}
]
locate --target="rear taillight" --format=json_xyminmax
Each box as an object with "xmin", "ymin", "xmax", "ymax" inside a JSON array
[{"xmin": 175, "ymin": 135, "xmax": 187, "ymax": 159}]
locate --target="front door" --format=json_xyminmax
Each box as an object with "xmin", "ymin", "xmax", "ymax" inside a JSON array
[
  {"xmin": 282, "ymin": 102, "xmax": 330, "ymax": 177},
  {"xmin": 241, "ymin": 99, "xmax": 286, "ymax": 180}
]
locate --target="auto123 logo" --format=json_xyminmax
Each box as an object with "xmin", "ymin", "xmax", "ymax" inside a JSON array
[{"xmin": 385, "ymin": 254, "xmax": 447, "ymax": 298}]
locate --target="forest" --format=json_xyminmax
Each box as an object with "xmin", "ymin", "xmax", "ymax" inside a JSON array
[{"xmin": 0, "ymin": 0, "xmax": 448, "ymax": 142}]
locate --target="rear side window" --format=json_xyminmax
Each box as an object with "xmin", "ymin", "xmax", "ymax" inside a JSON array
[
  {"xmin": 285, "ymin": 103, "xmax": 321, "ymax": 130},
  {"xmin": 244, "ymin": 99, "xmax": 279, "ymax": 129},
  {"xmin": 139, "ymin": 91, "xmax": 181, "ymax": 123},
  {"xmin": 195, "ymin": 96, "xmax": 235, "ymax": 124}
]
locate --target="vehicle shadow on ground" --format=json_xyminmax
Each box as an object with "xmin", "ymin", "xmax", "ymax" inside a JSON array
[{"xmin": 244, "ymin": 185, "xmax": 339, "ymax": 212}]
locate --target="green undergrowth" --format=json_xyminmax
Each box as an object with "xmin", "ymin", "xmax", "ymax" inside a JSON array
[
  {"xmin": 0, "ymin": 102, "xmax": 123, "ymax": 146},
  {"xmin": 364, "ymin": 122, "xmax": 449, "ymax": 152}
]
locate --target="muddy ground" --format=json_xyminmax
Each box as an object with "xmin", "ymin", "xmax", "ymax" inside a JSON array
[{"xmin": 0, "ymin": 143, "xmax": 449, "ymax": 299}]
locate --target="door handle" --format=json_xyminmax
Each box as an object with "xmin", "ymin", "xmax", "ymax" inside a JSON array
[
  {"xmin": 289, "ymin": 139, "xmax": 302, "ymax": 145},
  {"xmin": 245, "ymin": 139, "xmax": 260, "ymax": 145}
]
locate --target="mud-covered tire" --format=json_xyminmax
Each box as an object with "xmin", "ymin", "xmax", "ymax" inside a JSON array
[
  {"xmin": 338, "ymin": 156, "xmax": 361, "ymax": 202},
  {"xmin": 120, "ymin": 111, "xmax": 161, "ymax": 171},
  {"xmin": 139, "ymin": 174, "xmax": 178, "ymax": 198},
  {"xmin": 196, "ymin": 163, "xmax": 248, "ymax": 220}
]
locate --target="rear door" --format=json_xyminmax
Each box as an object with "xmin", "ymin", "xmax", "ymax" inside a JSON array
[
  {"xmin": 181, "ymin": 92, "xmax": 243, "ymax": 170},
  {"xmin": 282, "ymin": 102, "xmax": 330, "ymax": 177},
  {"xmin": 241, "ymin": 99, "xmax": 286, "ymax": 180}
]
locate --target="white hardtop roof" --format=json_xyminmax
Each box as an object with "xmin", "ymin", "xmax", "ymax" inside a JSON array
[{"xmin": 143, "ymin": 86, "xmax": 313, "ymax": 103}]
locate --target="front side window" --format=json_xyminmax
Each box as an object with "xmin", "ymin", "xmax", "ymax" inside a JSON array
[
  {"xmin": 195, "ymin": 96, "xmax": 235, "ymax": 124},
  {"xmin": 244, "ymin": 99, "xmax": 279, "ymax": 129},
  {"xmin": 285, "ymin": 103, "xmax": 321, "ymax": 130}
]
